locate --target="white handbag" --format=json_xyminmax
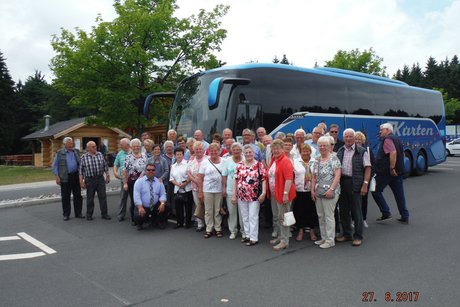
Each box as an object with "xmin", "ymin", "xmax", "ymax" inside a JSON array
[
  {"xmin": 283, "ymin": 211, "xmax": 296, "ymax": 227},
  {"xmin": 369, "ymin": 175, "xmax": 376, "ymax": 192}
]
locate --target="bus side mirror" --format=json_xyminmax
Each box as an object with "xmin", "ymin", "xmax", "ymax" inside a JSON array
[
  {"xmin": 144, "ymin": 92, "xmax": 176, "ymax": 118},
  {"xmin": 208, "ymin": 78, "xmax": 251, "ymax": 110}
]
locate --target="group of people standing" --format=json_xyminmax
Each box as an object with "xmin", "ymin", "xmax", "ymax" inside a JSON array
[{"xmin": 53, "ymin": 122, "xmax": 409, "ymax": 251}]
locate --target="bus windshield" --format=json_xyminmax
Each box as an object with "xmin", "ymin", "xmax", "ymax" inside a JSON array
[{"xmin": 170, "ymin": 71, "xmax": 237, "ymax": 139}]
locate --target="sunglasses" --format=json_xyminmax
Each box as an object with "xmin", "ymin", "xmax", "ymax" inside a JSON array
[{"xmin": 146, "ymin": 168, "xmax": 156, "ymax": 172}]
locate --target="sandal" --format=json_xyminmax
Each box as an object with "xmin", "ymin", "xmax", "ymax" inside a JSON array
[
  {"xmin": 204, "ymin": 232, "xmax": 213, "ymax": 239},
  {"xmin": 246, "ymin": 240, "xmax": 258, "ymax": 246},
  {"xmin": 216, "ymin": 231, "xmax": 223, "ymax": 238},
  {"xmin": 309, "ymin": 230, "xmax": 318, "ymax": 241},
  {"xmin": 295, "ymin": 229, "xmax": 304, "ymax": 241}
]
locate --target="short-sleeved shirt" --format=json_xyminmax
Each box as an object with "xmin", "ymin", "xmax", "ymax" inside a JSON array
[
  {"xmin": 222, "ymin": 157, "xmax": 244, "ymax": 195},
  {"xmin": 314, "ymin": 155, "xmax": 342, "ymax": 197},
  {"xmin": 293, "ymin": 158, "xmax": 315, "ymax": 192},
  {"xmin": 235, "ymin": 161, "xmax": 266, "ymax": 201},
  {"xmin": 124, "ymin": 154, "xmax": 146, "ymax": 182},
  {"xmin": 170, "ymin": 159, "xmax": 192, "ymax": 193},
  {"xmin": 187, "ymin": 157, "xmax": 204, "ymax": 191},
  {"xmin": 341, "ymin": 144, "xmax": 371, "ymax": 176},
  {"xmin": 199, "ymin": 158, "xmax": 224, "ymax": 193},
  {"xmin": 114, "ymin": 150, "xmax": 129, "ymax": 181}
]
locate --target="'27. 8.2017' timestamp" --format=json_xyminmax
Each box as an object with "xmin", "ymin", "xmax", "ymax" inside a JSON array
[{"xmin": 362, "ymin": 291, "xmax": 420, "ymax": 303}]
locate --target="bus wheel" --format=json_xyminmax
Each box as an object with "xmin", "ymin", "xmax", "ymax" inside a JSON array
[
  {"xmin": 414, "ymin": 150, "xmax": 427, "ymax": 176},
  {"xmin": 446, "ymin": 149, "xmax": 452, "ymax": 157},
  {"xmin": 403, "ymin": 151, "xmax": 412, "ymax": 179}
]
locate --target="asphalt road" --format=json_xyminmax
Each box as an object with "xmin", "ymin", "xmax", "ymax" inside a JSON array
[{"xmin": 1, "ymin": 158, "xmax": 460, "ymax": 307}]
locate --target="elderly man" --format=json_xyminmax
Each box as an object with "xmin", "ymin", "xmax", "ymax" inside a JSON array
[
  {"xmin": 222, "ymin": 128, "xmax": 233, "ymax": 142},
  {"xmin": 52, "ymin": 137, "xmax": 83, "ymax": 221},
  {"xmin": 133, "ymin": 162, "xmax": 167, "ymax": 230},
  {"xmin": 242, "ymin": 129, "xmax": 263, "ymax": 162},
  {"xmin": 291, "ymin": 128, "xmax": 317, "ymax": 160},
  {"xmin": 329, "ymin": 124, "xmax": 345, "ymax": 152},
  {"xmin": 336, "ymin": 129, "xmax": 371, "ymax": 246},
  {"xmin": 113, "ymin": 138, "xmax": 131, "ymax": 221},
  {"xmin": 372, "ymin": 123, "xmax": 410, "ymax": 224},
  {"xmin": 307, "ymin": 126, "xmax": 324, "ymax": 154},
  {"xmin": 79, "ymin": 141, "xmax": 111, "ymax": 221},
  {"xmin": 194, "ymin": 129, "xmax": 210, "ymax": 151}
]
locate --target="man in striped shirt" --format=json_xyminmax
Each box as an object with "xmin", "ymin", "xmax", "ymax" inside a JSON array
[{"xmin": 79, "ymin": 141, "xmax": 111, "ymax": 221}]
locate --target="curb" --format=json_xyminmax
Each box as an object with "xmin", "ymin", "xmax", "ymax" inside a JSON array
[{"xmin": 0, "ymin": 189, "xmax": 120, "ymax": 210}]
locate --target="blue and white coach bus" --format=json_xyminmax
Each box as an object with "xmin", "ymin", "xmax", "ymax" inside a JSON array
[{"xmin": 144, "ymin": 63, "xmax": 446, "ymax": 175}]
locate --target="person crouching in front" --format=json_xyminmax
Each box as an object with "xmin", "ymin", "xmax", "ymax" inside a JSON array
[{"xmin": 133, "ymin": 162, "xmax": 167, "ymax": 230}]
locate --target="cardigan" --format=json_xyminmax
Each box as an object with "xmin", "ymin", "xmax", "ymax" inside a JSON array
[{"xmin": 267, "ymin": 152, "xmax": 296, "ymax": 203}]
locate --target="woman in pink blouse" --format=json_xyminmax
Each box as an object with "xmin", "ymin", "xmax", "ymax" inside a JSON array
[{"xmin": 232, "ymin": 145, "xmax": 266, "ymax": 246}]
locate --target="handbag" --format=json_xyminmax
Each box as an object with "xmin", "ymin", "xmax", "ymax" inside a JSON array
[
  {"xmin": 174, "ymin": 192, "xmax": 187, "ymax": 203},
  {"xmin": 369, "ymin": 175, "xmax": 376, "ymax": 192},
  {"xmin": 282, "ymin": 211, "xmax": 296, "ymax": 226}
]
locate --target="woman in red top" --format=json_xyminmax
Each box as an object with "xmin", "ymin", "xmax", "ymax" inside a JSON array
[
  {"xmin": 232, "ymin": 145, "xmax": 266, "ymax": 246},
  {"xmin": 267, "ymin": 139, "xmax": 296, "ymax": 251}
]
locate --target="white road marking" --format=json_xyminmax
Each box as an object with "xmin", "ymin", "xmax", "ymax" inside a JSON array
[
  {"xmin": 17, "ymin": 232, "xmax": 57, "ymax": 254},
  {"xmin": 0, "ymin": 236, "xmax": 20, "ymax": 241},
  {"xmin": 0, "ymin": 252, "xmax": 46, "ymax": 261}
]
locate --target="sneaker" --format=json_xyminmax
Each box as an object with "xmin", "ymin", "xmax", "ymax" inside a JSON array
[
  {"xmin": 397, "ymin": 218, "xmax": 409, "ymax": 225},
  {"xmin": 351, "ymin": 221, "xmax": 355, "ymax": 228},
  {"xmin": 314, "ymin": 239, "xmax": 325, "ymax": 246},
  {"xmin": 229, "ymin": 233, "xmax": 236, "ymax": 240},
  {"xmin": 319, "ymin": 242, "xmax": 334, "ymax": 249},
  {"xmin": 363, "ymin": 220, "xmax": 369, "ymax": 228},
  {"xmin": 352, "ymin": 239, "xmax": 362, "ymax": 246},
  {"xmin": 376, "ymin": 215, "xmax": 392, "ymax": 222},
  {"xmin": 270, "ymin": 238, "xmax": 281, "ymax": 245},
  {"xmin": 271, "ymin": 231, "xmax": 278, "ymax": 238}
]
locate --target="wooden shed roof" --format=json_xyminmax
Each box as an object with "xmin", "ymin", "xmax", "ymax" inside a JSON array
[{"xmin": 21, "ymin": 117, "xmax": 131, "ymax": 141}]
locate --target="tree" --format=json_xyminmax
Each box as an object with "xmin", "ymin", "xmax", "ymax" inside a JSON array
[
  {"xmin": 51, "ymin": 0, "xmax": 229, "ymax": 130},
  {"xmin": 324, "ymin": 48, "xmax": 387, "ymax": 76},
  {"xmin": 0, "ymin": 51, "xmax": 17, "ymax": 154},
  {"xmin": 437, "ymin": 88, "xmax": 460, "ymax": 124},
  {"xmin": 272, "ymin": 54, "xmax": 292, "ymax": 65}
]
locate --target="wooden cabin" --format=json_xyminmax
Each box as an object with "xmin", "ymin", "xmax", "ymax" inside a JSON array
[{"xmin": 21, "ymin": 117, "xmax": 131, "ymax": 167}]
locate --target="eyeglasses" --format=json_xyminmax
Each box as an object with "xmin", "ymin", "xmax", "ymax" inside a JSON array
[
  {"xmin": 329, "ymin": 131, "xmax": 338, "ymax": 134},
  {"xmin": 145, "ymin": 168, "xmax": 156, "ymax": 172}
]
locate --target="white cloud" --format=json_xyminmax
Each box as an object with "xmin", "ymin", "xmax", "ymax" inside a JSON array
[{"xmin": 1, "ymin": 0, "xmax": 459, "ymax": 82}]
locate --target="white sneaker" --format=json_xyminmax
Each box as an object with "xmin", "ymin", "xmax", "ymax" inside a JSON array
[
  {"xmin": 351, "ymin": 221, "xmax": 355, "ymax": 228},
  {"xmin": 319, "ymin": 242, "xmax": 335, "ymax": 249},
  {"xmin": 229, "ymin": 233, "xmax": 236, "ymax": 240},
  {"xmin": 314, "ymin": 239, "xmax": 325, "ymax": 245},
  {"xmin": 363, "ymin": 220, "xmax": 369, "ymax": 228}
]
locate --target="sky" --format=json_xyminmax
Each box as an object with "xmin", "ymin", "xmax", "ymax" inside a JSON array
[{"xmin": 1, "ymin": 0, "xmax": 459, "ymax": 83}]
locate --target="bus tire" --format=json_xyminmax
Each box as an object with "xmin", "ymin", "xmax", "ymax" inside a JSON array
[
  {"xmin": 414, "ymin": 150, "xmax": 427, "ymax": 176},
  {"xmin": 446, "ymin": 149, "xmax": 452, "ymax": 157},
  {"xmin": 403, "ymin": 151, "xmax": 412, "ymax": 179}
]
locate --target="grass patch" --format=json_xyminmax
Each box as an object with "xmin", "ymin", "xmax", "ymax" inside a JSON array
[{"xmin": 0, "ymin": 166, "xmax": 55, "ymax": 186}]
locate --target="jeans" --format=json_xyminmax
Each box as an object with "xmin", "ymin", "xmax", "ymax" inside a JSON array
[{"xmin": 372, "ymin": 174, "xmax": 409, "ymax": 220}]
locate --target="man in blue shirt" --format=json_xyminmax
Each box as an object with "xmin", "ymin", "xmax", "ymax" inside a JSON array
[
  {"xmin": 133, "ymin": 162, "xmax": 167, "ymax": 230},
  {"xmin": 52, "ymin": 137, "xmax": 83, "ymax": 221}
]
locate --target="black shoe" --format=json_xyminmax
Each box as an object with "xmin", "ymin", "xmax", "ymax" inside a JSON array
[
  {"xmin": 63, "ymin": 216, "xmax": 70, "ymax": 221},
  {"xmin": 75, "ymin": 215, "xmax": 85, "ymax": 219},
  {"xmin": 174, "ymin": 224, "xmax": 183, "ymax": 229},
  {"xmin": 185, "ymin": 224, "xmax": 191, "ymax": 229},
  {"xmin": 397, "ymin": 218, "xmax": 409, "ymax": 225},
  {"xmin": 101, "ymin": 215, "xmax": 112, "ymax": 220},
  {"xmin": 376, "ymin": 215, "xmax": 392, "ymax": 222},
  {"xmin": 137, "ymin": 224, "xmax": 143, "ymax": 231},
  {"xmin": 86, "ymin": 216, "xmax": 93, "ymax": 221},
  {"xmin": 158, "ymin": 222, "xmax": 166, "ymax": 229}
]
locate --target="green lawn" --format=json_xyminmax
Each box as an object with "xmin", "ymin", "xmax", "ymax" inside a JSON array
[{"xmin": 0, "ymin": 166, "xmax": 55, "ymax": 186}]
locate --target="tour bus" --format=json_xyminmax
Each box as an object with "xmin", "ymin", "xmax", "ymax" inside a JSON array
[
  {"xmin": 144, "ymin": 63, "xmax": 446, "ymax": 175},
  {"xmin": 270, "ymin": 112, "xmax": 445, "ymax": 176}
]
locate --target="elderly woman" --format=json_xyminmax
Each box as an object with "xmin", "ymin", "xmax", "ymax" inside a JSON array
[
  {"xmin": 355, "ymin": 131, "xmax": 374, "ymax": 228},
  {"xmin": 205, "ymin": 133, "xmax": 228, "ymax": 157},
  {"xmin": 268, "ymin": 139, "xmax": 297, "ymax": 251},
  {"xmin": 231, "ymin": 145, "xmax": 267, "ymax": 246},
  {"xmin": 185, "ymin": 137, "xmax": 196, "ymax": 161},
  {"xmin": 147, "ymin": 144, "xmax": 170, "ymax": 184},
  {"xmin": 198, "ymin": 143, "xmax": 225, "ymax": 238},
  {"xmin": 143, "ymin": 138, "xmax": 154, "ymax": 160},
  {"xmin": 311, "ymin": 136, "xmax": 342, "ymax": 249},
  {"xmin": 123, "ymin": 138, "xmax": 147, "ymax": 224},
  {"xmin": 187, "ymin": 141, "xmax": 205, "ymax": 231},
  {"xmin": 293, "ymin": 143, "xmax": 319, "ymax": 241},
  {"xmin": 170, "ymin": 147, "xmax": 193, "ymax": 229},
  {"xmin": 283, "ymin": 137, "xmax": 294, "ymax": 164},
  {"xmin": 222, "ymin": 142, "xmax": 245, "ymax": 240}
]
